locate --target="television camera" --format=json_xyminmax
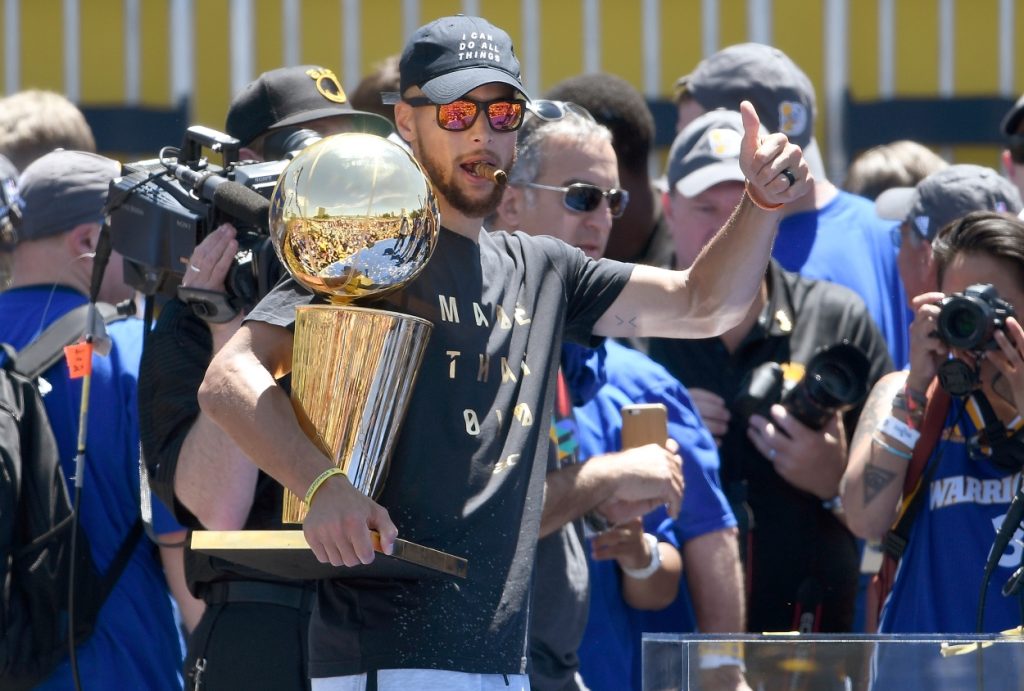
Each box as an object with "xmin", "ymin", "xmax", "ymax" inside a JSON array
[{"xmin": 105, "ymin": 125, "xmax": 321, "ymax": 318}]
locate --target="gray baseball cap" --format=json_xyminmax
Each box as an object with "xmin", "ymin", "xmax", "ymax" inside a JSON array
[
  {"xmin": 676, "ymin": 43, "xmax": 815, "ymax": 149},
  {"xmin": 15, "ymin": 150, "xmax": 119, "ymax": 243},
  {"xmin": 875, "ymin": 163, "xmax": 1023, "ymax": 241},
  {"xmin": 666, "ymin": 109, "xmax": 766, "ymax": 197}
]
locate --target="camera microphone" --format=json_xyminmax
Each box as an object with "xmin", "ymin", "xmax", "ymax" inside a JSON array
[
  {"xmin": 985, "ymin": 487, "xmax": 1024, "ymax": 577},
  {"xmin": 977, "ymin": 485, "xmax": 1024, "ymax": 631},
  {"xmin": 164, "ymin": 161, "xmax": 270, "ymax": 231},
  {"xmin": 210, "ymin": 182, "xmax": 271, "ymax": 232}
]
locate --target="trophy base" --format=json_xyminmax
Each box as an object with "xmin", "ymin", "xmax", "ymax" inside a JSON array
[{"xmin": 190, "ymin": 530, "xmax": 467, "ymax": 580}]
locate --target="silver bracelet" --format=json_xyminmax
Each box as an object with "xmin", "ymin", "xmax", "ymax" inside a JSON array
[{"xmin": 620, "ymin": 533, "xmax": 661, "ymax": 580}]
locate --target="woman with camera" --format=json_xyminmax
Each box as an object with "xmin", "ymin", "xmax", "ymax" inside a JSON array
[{"xmin": 842, "ymin": 210, "xmax": 1024, "ymax": 637}]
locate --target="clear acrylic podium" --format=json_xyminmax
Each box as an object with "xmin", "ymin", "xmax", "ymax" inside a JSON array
[{"xmin": 642, "ymin": 632, "xmax": 1024, "ymax": 690}]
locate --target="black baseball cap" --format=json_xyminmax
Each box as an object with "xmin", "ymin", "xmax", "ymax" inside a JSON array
[
  {"xmin": 397, "ymin": 15, "xmax": 529, "ymax": 103},
  {"xmin": 226, "ymin": 65, "xmax": 393, "ymax": 146}
]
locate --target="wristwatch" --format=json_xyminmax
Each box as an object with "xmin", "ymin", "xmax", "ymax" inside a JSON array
[{"xmin": 620, "ymin": 533, "xmax": 661, "ymax": 580}]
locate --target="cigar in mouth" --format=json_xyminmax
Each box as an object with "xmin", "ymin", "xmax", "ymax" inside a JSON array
[{"xmin": 469, "ymin": 161, "xmax": 508, "ymax": 187}]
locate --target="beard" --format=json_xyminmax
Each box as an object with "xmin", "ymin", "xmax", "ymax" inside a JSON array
[{"xmin": 418, "ymin": 148, "xmax": 513, "ymax": 219}]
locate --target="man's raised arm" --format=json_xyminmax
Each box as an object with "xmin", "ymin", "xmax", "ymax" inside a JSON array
[{"xmin": 593, "ymin": 101, "xmax": 812, "ymax": 340}]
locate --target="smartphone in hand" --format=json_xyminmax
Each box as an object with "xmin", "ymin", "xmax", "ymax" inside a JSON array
[{"xmin": 621, "ymin": 403, "xmax": 668, "ymax": 449}]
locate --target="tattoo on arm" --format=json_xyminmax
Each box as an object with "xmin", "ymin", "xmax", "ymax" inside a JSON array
[{"xmin": 863, "ymin": 459, "xmax": 898, "ymax": 506}]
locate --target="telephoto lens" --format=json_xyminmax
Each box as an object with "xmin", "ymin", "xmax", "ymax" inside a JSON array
[
  {"xmin": 936, "ymin": 283, "xmax": 1016, "ymax": 351},
  {"xmin": 781, "ymin": 342, "xmax": 871, "ymax": 430}
]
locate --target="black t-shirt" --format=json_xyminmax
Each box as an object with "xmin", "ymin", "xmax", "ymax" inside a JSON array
[
  {"xmin": 247, "ymin": 227, "xmax": 633, "ymax": 677},
  {"xmin": 647, "ymin": 260, "xmax": 893, "ymax": 632}
]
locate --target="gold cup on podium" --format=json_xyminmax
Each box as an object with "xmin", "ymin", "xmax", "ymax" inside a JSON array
[{"xmin": 268, "ymin": 133, "xmax": 439, "ymax": 524}]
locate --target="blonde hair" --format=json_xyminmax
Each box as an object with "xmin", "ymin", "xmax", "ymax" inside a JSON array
[
  {"xmin": 844, "ymin": 140, "xmax": 947, "ymax": 201},
  {"xmin": 0, "ymin": 90, "xmax": 96, "ymax": 172}
]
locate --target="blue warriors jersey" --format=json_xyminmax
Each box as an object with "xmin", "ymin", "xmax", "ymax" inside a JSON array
[{"xmin": 881, "ymin": 396, "xmax": 1024, "ymax": 634}]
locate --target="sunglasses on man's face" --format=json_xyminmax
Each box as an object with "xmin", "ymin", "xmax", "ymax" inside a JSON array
[
  {"xmin": 404, "ymin": 97, "xmax": 526, "ymax": 132},
  {"xmin": 525, "ymin": 182, "xmax": 630, "ymax": 218}
]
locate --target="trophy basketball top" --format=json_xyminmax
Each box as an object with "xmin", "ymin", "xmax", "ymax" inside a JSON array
[{"xmin": 269, "ymin": 133, "xmax": 440, "ymax": 302}]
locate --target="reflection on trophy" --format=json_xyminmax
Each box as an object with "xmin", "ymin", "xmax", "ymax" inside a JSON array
[{"xmin": 268, "ymin": 133, "xmax": 439, "ymax": 524}]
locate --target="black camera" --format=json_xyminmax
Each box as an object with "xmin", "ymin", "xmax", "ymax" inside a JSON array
[
  {"xmin": 105, "ymin": 125, "xmax": 321, "ymax": 310},
  {"xmin": 936, "ymin": 283, "xmax": 1015, "ymax": 352},
  {"xmin": 733, "ymin": 342, "xmax": 871, "ymax": 432}
]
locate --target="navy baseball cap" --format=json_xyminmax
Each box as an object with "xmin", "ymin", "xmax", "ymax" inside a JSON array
[
  {"xmin": 667, "ymin": 110, "xmax": 767, "ymax": 197},
  {"xmin": 397, "ymin": 15, "xmax": 529, "ymax": 103}
]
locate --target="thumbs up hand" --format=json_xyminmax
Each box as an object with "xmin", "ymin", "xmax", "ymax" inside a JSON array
[{"xmin": 739, "ymin": 100, "xmax": 812, "ymax": 209}]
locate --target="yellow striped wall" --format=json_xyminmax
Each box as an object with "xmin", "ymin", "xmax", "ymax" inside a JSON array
[{"xmin": 2, "ymin": 0, "xmax": 1022, "ymax": 174}]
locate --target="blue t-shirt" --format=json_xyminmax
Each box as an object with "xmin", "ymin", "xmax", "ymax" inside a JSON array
[
  {"xmin": 881, "ymin": 397, "xmax": 1024, "ymax": 634},
  {"xmin": 773, "ymin": 190, "xmax": 911, "ymax": 368},
  {"xmin": 573, "ymin": 340, "xmax": 736, "ymax": 691},
  {"xmin": 0, "ymin": 286, "xmax": 184, "ymax": 690}
]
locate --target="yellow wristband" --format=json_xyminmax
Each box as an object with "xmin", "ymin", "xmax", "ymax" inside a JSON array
[{"xmin": 304, "ymin": 467, "xmax": 347, "ymax": 508}]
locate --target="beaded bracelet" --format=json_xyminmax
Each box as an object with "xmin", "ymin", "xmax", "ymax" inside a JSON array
[
  {"xmin": 891, "ymin": 390, "xmax": 923, "ymax": 429},
  {"xmin": 304, "ymin": 467, "xmax": 347, "ymax": 508},
  {"xmin": 744, "ymin": 181, "xmax": 783, "ymax": 211}
]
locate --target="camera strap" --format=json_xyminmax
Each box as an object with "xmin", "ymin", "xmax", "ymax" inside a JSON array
[
  {"xmin": 176, "ymin": 286, "xmax": 240, "ymax": 324},
  {"xmin": 965, "ymin": 391, "xmax": 1024, "ymax": 473},
  {"xmin": 867, "ymin": 379, "xmax": 950, "ymax": 632}
]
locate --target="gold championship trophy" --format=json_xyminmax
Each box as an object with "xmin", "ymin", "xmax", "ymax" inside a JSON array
[
  {"xmin": 272, "ymin": 133, "xmax": 437, "ymax": 523},
  {"xmin": 191, "ymin": 133, "xmax": 468, "ymax": 579}
]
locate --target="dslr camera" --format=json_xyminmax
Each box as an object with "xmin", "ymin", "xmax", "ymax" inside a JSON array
[
  {"xmin": 105, "ymin": 125, "xmax": 321, "ymax": 315},
  {"xmin": 732, "ymin": 341, "xmax": 871, "ymax": 432},
  {"xmin": 935, "ymin": 283, "xmax": 1017, "ymax": 396},
  {"xmin": 936, "ymin": 283, "xmax": 1015, "ymax": 352}
]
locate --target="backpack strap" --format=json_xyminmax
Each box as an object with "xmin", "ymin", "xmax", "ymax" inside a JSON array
[
  {"xmin": 881, "ymin": 378, "xmax": 951, "ymax": 561},
  {"xmin": 98, "ymin": 519, "xmax": 144, "ymax": 600},
  {"xmin": 12, "ymin": 302, "xmax": 127, "ymax": 381}
]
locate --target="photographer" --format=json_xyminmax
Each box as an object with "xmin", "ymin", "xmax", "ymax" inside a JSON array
[
  {"xmin": 138, "ymin": 65, "xmax": 393, "ymax": 691},
  {"xmin": 646, "ymin": 110, "xmax": 893, "ymax": 636},
  {"xmin": 842, "ymin": 211, "xmax": 1024, "ymax": 635}
]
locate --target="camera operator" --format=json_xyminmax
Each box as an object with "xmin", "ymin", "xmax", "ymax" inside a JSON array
[
  {"xmin": 645, "ymin": 110, "xmax": 893, "ymax": 637},
  {"xmin": 842, "ymin": 210, "xmax": 1024, "ymax": 634},
  {"xmin": 139, "ymin": 65, "xmax": 393, "ymax": 691}
]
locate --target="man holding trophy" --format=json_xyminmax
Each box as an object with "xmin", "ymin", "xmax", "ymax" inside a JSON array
[{"xmin": 198, "ymin": 14, "xmax": 810, "ymax": 691}]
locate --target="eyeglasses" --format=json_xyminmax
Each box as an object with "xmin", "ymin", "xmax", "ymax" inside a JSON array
[
  {"xmin": 890, "ymin": 221, "xmax": 926, "ymax": 249},
  {"xmin": 525, "ymin": 182, "xmax": 630, "ymax": 218},
  {"xmin": 527, "ymin": 100, "xmax": 595, "ymax": 123},
  {"xmin": 403, "ymin": 96, "xmax": 526, "ymax": 132}
]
